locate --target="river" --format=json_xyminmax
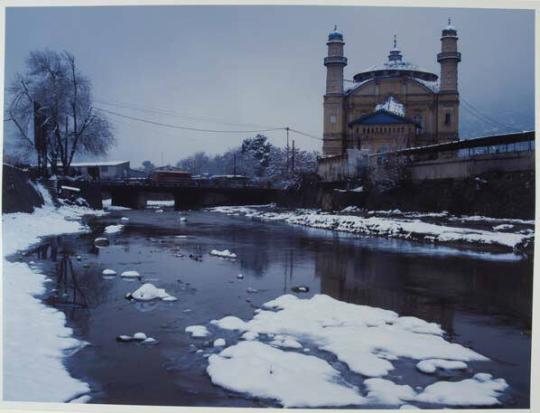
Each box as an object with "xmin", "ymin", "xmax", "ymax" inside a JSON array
[{"xmin": 22, "ymin": 206, "xmax": 532, "ymax": 408}]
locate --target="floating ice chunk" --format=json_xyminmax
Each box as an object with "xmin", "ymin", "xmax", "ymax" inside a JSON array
[
  {"xmin": 237, "ymin": 273, "xmax": 244, "ymax": 279},
  {"xmin": 416, "ymin": 359, "xmax": 468, "ymax": 374},
  {"xmin": 133, "ymin": 332, "xmax": 147, "ymax": 341},
  {"xmin": 400, "ymin": 404, "xmax": 419, "ymax": 409},
  {"xmin": 179, "ymin": 217, "xmax": 187, "ymax": 222},
  {"xmin": 364, "ymin": 378, "xmax": 416, "ymax": 405},
  {"xmin": 76, "ymin": 256, "xmax": 82, "ymax": 261},
  {"xmin": 207, "ymin": 341, "xmax": 365, "ymax": 407},
  {"xmin": 155, "ymin": 209, "xmax": 164, "ymax": 214},
  {"xmin": 415, "ymin": 373, "xmax": 509, "ymax": 406},
  {"xmin": 186, "ymin": 325, "xmax": 210, "ymax": 338},
  {"xmin": 210, "ymin": 249, "xmax": 237, "ymax": 259},
  {"xmin": 104, "ymin": 224, "xmax": 124, "ymax": 234},
  {"xmin": 128, "ymin": 283, "xmax": 176, "ymax": 302},
  {"xmin": 214, "ymin": 338, "xmax": 226, "ymax": 347},
  {"xmin": 102, "ymin": 269, "xmax": 117, "ymax": 276},
  {"xmin": 176, "ymin": 235, "xmax": 188, "ymax": 238},
  {"xmin": 143, "ymin": 337, "xmax": 158, "ymax": 344},
  {"xmin": 246, "ymin": 287, "xmax": 258, "ymax": 294},
  {"xmin": 493, "ymin": 224, "xmax": 514, "ymax": 231},
  {"xmin": 94, "ymin": 237, "xmax": 109, "ymax": 246},
  {"xmin": 211, "ymin": 316, "xmax": 247, "ymax": 331},
  {"xmin": 120, "ymin": 217, "xmax": 130, "ymax": 224},
  {"xmin": 116, "ymin": 335, "xmax": 133, "ymax": 342},
  {"xmin": 291, "ymin": 285, "xmax": 309, "ymax": 293},
  {"xmin": 120, "ymin": 270, "xmax": 141, "ymax": 278}
]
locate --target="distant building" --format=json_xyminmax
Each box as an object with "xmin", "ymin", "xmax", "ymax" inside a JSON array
[
  {"xmin": 69, "ymin": 161, "xmax": 130, "ymax": 180},
  {"xmin": 322, "ymin": 21, "xmax": 461, "ymax": 156}
]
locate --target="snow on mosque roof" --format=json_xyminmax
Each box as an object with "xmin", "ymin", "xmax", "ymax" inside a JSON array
[
  {"xmin": 375, "ymin": 96, "xmax": 405, "ymax": 117},
  {"xmin": 350, "ymin": 36, "xmax": 438, "ymax": 86}
]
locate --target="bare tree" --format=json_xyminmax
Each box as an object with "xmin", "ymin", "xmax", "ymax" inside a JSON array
[{"xmin": 6, "ymin": 49, "xmax": 114, "ymax": 176}]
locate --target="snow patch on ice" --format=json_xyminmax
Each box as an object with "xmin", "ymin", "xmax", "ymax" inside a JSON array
[{"xmin": 207, "ymin": 341, "xmax": 365, "ymax": 407}]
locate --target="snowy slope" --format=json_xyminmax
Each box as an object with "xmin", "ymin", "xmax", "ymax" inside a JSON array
[{"xmin": 2, "ymin": 184, "xmax": 106, "ymax": 402}]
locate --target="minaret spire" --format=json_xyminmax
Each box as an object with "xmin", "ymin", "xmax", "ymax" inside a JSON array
[{"xmin": 393, "ymin": 34, "xmax": 397, "ymax": 49}]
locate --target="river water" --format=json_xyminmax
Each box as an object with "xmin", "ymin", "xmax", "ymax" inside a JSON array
[{"xmin": 24, "ymin": 206, "xmax": 532, "ymax": 408}]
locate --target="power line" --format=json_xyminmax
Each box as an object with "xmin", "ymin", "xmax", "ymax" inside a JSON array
[
  {"xmin": 94, "ymin": 97, "xmax": 275, "ymax": 130},
  {"xmin": 95, "ymin": 106, "xmax": 285, "ymax": 134},
  {"xmin": 95, "ymin": 105, "xmax": 324, "ymax": 141},
  {"xmin": 461, "ymin": 97, "xmax": 521, "ymax": 133}
]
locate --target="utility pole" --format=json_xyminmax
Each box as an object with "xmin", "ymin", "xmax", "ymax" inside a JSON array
[
  {"xmin": 286, "ymin": 127, "xmax": 290, "ymax": 178},
  {"xmin": 292, "ymin": 139, "xmax": 295, "ymax": 174}
]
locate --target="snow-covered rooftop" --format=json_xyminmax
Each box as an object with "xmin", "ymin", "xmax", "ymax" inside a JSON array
[
  {"xmin": 69, "ymin": 161, "xmax": 129, "ymax": 167},
  {"xmin": 374, "ymin": 97, "xmax": 405, "ymax": 117}
]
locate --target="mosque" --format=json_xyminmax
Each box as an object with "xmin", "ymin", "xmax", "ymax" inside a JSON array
[{"xmin": 322, "ymin": 20, "xmax": 461, "ymax": 157}]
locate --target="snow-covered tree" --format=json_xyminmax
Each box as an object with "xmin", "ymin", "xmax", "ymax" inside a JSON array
[{"xmin": 6, "ymin": 49, "xmax": 114, "ymax": 176}]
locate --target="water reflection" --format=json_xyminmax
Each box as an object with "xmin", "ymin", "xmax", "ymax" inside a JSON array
[{"xmin": 316, "ymin": 242, "xmax": 533, "ymax": 334}]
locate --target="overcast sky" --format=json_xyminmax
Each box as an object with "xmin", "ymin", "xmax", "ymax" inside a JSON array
[{"xmin": 3, "ymin": 5, "xmax": 535, "ymax": 167}]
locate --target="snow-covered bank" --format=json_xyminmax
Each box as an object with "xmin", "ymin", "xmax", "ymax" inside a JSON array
[
  {"xmin": 202, "ymin": 294, "xmax": 508, "ymax": 408},
  {"xmin": 2, "ymin": 184, "xmax": 106, "ymax": 402},
  {"xmin": 208, "ymin": 206, "xmax": 534, "ymax": 252}
]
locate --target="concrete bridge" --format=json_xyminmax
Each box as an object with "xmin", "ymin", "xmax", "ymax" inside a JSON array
[{"xmin": 101, "ymin": 181, "xmax": 281, "ymax": 209}]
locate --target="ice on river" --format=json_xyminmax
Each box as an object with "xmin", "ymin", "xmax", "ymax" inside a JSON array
[{"xmin": 204, "ymin": 294, "xmax": 507, "ymax": 408}]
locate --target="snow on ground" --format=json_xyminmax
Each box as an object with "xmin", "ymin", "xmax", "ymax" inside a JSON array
[
  {"xmin": 204, "ymin": 294, "xmax": 507, "ymax": 408},
  {"xmin": 104, "ymin": 224, "xmax": 124, "ymax": 234},
  {"xmin": 209, "ymin": 249, "xmax": 237, "ymax": 259},
  {"xmin": 208, "ymin": 206, "xmax": 533, "ymax": 252},
  {"xmin": 2, "ymin": 183, "xmax": 105, "ymax": 402}
]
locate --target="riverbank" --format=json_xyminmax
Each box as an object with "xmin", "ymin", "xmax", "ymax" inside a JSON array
[
  {"xmin": 2, "ymin": 183, "xmax": 105, "ymax": 402},
  {"xmin": 208, "ymin": 205, "xmax": 534, "ymax": 254}
]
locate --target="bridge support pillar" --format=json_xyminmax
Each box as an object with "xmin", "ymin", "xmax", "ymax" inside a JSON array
[
  {"xmin": 174, "ymin": 190, "xmax": 202, "ymax": 210},
  {"xmin": 111, "ymin": 189, "xmax": 147, "ymax": 209}
]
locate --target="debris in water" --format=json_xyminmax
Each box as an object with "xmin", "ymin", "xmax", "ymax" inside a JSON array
[
  {"xmin": 94, "ymin": 237, "xmax": 109, "ymax": 246},
  {"xmin": 291, "ymin": 285, "xmax": 309, "ymax": 293}
]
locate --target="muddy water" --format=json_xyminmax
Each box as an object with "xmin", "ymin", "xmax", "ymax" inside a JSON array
[{"xmin": 26, "ymin": 207, "xmax": 532, "ymax": 408}]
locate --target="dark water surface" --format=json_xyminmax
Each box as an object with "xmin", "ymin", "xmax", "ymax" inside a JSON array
[{"xmin": 27, "ymin": 207, "xmax": 533, "ymax": 408}]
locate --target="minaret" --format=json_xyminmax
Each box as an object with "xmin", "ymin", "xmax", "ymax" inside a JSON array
[
  {"xmin": 437, "ymin": 18, "xmax": 461, "ymax": 92},
  {"xmin": 436, "ymin": 19, "xmax": 461, "ymax": 143},
  {"xmin": 323, "ymin": 26, "xmax": 348, "ymax": 156}
]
